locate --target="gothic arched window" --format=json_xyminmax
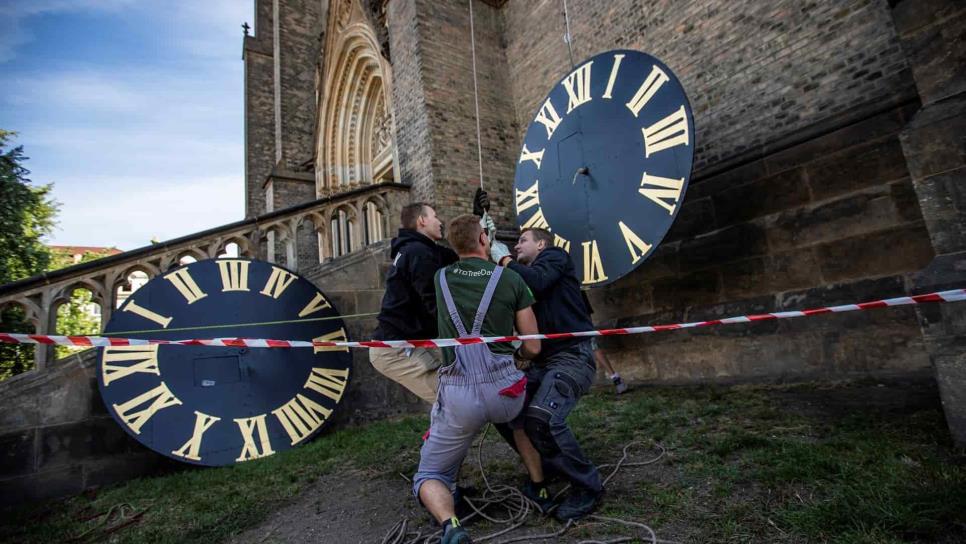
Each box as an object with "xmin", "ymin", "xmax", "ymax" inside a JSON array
[
  {"xmin": 330, "ymin": 208, "xmax": 353, "ymax": 258},
  {"xmin": 363, "ymin": 200, "xmax": 384, "ymax": 245}
]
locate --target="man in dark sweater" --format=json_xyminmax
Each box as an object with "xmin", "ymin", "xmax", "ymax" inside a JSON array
[
  {"xmin": 370, "ymin": 202, "xmax": 458, "ymax": 403},
  {"xmin": 493, "ymin": 227, "xmax": 603, "ymax": 521}
]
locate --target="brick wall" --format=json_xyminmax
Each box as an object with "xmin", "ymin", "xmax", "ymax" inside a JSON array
[
  {"xmin": 274, "ymin": 0, "xmax": 324, "ymax": 170},
  {"xmin": 501, "ymin": 0, "xmax": 915, "ymax": 171},
  {"xmin": 0, "ymin": 351, "xmax": 180, "ymax": 506},
  {"xmin": 243, "ymin": 0, "xmax": 276, "ymax": 218},
  {"xmin": 585, "ymin": 102, "xmax": 934, "ymax": 382},
  {"xmin": 387, "ymin": 0, "xmax": 519, "ymax": 228},
  {"xmin": 386, "ymin": 0, "xmax": 439, "ymax": 205}
]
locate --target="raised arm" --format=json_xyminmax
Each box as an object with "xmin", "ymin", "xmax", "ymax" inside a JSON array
[{"xmin": 506, "ymin": 252, "xmax": 565, "ymax": 295}]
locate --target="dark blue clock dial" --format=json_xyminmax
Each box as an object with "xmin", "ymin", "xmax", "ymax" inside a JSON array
[
  {"xmin": 97, "ymin": 258, "xmax": 352, "ymax": 467},
  {"xmin": 514, "ymin": 49, "xmax": 695, "ymax": 287}
]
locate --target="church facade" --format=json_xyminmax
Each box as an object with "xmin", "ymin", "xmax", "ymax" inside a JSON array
[{"xmin": 243, "ymin": 0, "xmax": 963, "ymax": 412}]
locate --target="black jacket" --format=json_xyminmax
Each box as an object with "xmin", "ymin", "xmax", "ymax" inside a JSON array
[
  {"xmin": 373, "ymin": 229, "xmax": 458, "ymax": 340},
  {"xmin": 507, "ymin": 247, "xmax": 593, "ymax": 361}
]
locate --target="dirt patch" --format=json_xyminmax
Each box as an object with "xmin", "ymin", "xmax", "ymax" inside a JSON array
[{"xmin": 230, "ymin": 468, "xmax": 427, "ymax": 544}]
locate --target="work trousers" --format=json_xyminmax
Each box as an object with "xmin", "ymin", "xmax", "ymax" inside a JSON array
[
  {"xmin": 514, "ymin": 340, "xmax": 602, "ymax": 492},
  {"xmin": 412, "ymin": 352, "xmax": 525, "ymax": 497}
]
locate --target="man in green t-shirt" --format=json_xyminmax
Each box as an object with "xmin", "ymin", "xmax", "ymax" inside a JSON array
[{"xmin": 412, "ymin": 215, "xmax": 542, "ymax": 544}]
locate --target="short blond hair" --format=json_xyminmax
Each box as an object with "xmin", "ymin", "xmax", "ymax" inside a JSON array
[{"xmin": 447, "ymin": 214, "xmax": 483, "ymax": 254}]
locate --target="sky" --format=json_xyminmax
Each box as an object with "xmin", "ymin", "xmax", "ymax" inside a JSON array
[{"xmin": 0, "ymin": 0, "xmax": 253, "ymax": 250}]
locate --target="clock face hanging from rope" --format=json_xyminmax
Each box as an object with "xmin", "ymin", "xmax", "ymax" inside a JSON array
[
  {"xmin": 97, "ymin": 258, "xmax": 352, "ymax": 467},
  {"xmin": 514, "ymin": 49, "xmax": 695, "ymax": 287}
]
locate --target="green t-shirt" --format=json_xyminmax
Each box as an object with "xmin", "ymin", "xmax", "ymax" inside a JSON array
[{"xmin": 435, "ymin": 257, "xmax": 535, "ymax": 363}]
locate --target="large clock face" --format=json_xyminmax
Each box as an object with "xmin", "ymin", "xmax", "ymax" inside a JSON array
[
  {"xmin": 514, "ymin": 49, "xmax": 695, "ymax": 287},
  {"xmin": 98, "ymin": 258, "xmax": 352, "ymax": 467}
]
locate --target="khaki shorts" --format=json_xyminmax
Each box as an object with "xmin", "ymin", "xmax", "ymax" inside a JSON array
[{"xmin": 368, "ymin": 347, "xmax": 442, "ymax": 403}]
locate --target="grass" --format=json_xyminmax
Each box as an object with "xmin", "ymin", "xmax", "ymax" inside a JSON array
[{"xmin": 3, "ymin": 380, "xmax": 965, "ymax": 543}]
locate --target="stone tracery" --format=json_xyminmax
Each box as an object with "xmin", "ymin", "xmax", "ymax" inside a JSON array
[{"xmin": 316, "ymin": 0, "xmax": 397, "ymax": 195}]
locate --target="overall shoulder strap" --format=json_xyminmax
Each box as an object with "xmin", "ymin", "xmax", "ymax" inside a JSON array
[
  {"xmin": 437, "ymin": 268, "xmax": 469, "ymax": 337},
  {"xmin": 470, "ymin": 266, "xmax": 504, "ymax": 336}
]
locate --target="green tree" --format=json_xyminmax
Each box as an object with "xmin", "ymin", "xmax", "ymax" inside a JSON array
[
  {"xmin": 0, "ymin": 130, "xmax": 57, "ymax": 284},
  {"xmin": 0, "ymin": 130, "xmax": 59, "ymax": 379}
]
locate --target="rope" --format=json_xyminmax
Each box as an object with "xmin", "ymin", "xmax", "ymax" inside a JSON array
[
  {"xmin": 98, "ymin": 311, "xmax": 378, "ymax": 337},
  {"xmin": 380, "ymin": 425, "xmax": 671, "ymax": 544},
  {"xmin": 469, "ymin": 0, "xmax": 485, "ymax": 192},
  {"xmin": 562, "ymin": 0, "xmax": 576, "ymax": 68}
]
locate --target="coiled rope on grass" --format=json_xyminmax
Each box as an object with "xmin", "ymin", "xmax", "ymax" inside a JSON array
[{"xmin": 380, "ymin": 425, "xmax": 675, "ymax": 544}]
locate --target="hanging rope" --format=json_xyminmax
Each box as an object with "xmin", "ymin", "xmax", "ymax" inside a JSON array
[
  {"xmin": 468, "ymin": 0, "xmax": 485, "ymax": 192},
  {"xmin": 562, "ymin": 0, "xmax": 576, "ymax": 68}
]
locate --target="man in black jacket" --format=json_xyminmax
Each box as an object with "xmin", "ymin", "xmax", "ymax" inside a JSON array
[
  {"xmin": 493, "ymin": 227, "xmax": 603, "ymax": 521},
  {"xmin": 370, "ymin": 202, "xmax": 458, "ymax": 403}
]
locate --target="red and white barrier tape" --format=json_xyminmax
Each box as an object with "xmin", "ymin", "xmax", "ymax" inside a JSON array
[{"xmin": 1, "ymin": 289, "xmax": 964, "ymax": 350}]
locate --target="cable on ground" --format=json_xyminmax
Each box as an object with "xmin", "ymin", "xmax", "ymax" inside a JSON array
[{"xmin": 380, "ymin": 425, "xmax": 672, "ymax": 544}]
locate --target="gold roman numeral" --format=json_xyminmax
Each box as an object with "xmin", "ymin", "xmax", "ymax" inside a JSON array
[
  {"xmin": 305, "ymin": 367, "xmax": 350, "ymax": 403},
  {"xmin": 171, "ymin": 411, "xmax": 221, "ymax": 461},
  {"xmin": 519, "ymin": 144, "xmax": 544, "ymax": 169},
  {"xmin": 112, "ymin": 382, "xmax": 182, "ymax": 434},
  {"xmin": 602, "ymin": 53, "xmax": 625, "ymax": 99},
  {"xmin": 164, "ymin": 268, "xmax": 208, "ymax": 304},
  {"xmin": 515, "ymin": 179, "xmax": 540, "ymax": 213},
  {"xmin": 122, "ymin": 300, "xmax": 172, "ymax": 328},
  {"xmin": 260, "ymin": 266, "xmax": 297, "ymax": 299},
  {"xmin": 618, "ymin": 221, "xmax": 653, "ymax": 264},
  {"xmin": 642, "ymin": 105, "xmax": 689, "ymax": 157},
  {"xmin": 625, "ymin": 65, "xmax": 670, "ymax": 117},
  {"xmin": 581, "ymin": 240, "xmax": 608, "ymax": 285},
  {"xmin": 313, "ymin": 328, "xmax": 348, "ymax": 353},
  {"xmin": 217, "ymin": 259, "xmax": 250, "ymax": 292},
  {"xmin": 563, "ymin": 61, "xmax": 593, "ymax": 113},
  {"xmin": 101, "ymin": 345, "xmax": 160, "ymax": 386},
  {"xmin": 534, "ymin": 97, "xmax": 562, "ymax": 140},
  {"xmin": 553, "ymin": 234, "xmax": 571, "ymax": 253},
  {"xmin": 272, "ymin": 394, "xmax": 333, "ymax": 446},
  {"xmin": 521, "ymin": 208, "xmax": 551, "ymax": 231},
  {"xmin": 234, "ymin": 414, "xmax": 275, "ymax": 462},
  {"xmin": 639, "ymin": 172, "xmax": 685, "ymax": 214},
  {"xmin": 298, "ymin": 293, "xmax": 332, "ymax": 318}
]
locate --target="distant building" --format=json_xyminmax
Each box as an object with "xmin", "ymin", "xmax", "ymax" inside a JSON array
[{"xmin": 49, "ymin": 246, "xmax": 122, "ymax": 266}]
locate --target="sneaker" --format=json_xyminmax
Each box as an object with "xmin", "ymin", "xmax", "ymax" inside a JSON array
[
  {"xmin": 521, "ymin": 481, "xmax": 555, "ymax": 513},
  {"xmin": 553, "ymin": 486, "xmax": 601, "ymax": 521},
  {"xmin": 612, "ymin": 375, "xmax": 628, "ymax": 395},
  {"xmin": 441, "ymin": 523, "xmax": 472, "ymax": 544}
]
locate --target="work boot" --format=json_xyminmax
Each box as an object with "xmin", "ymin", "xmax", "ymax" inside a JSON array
[
  {"xmin": 553, "ymin": 486, "xmax": 602, "ymax": 521},
  {"xmin": 441, "ymin": 518, "xmax": 472, "ymax": 544},
  {"xmin": 611, "ymin": 374, "xmax": 628, "ymax": 395},
  {"xmin": 521, "ymin": 480, "xmax": 555, "ymax": 513}
]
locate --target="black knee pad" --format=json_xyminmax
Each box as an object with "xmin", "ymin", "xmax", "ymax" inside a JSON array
[{"xmin": 524, "ymin": 406, "xmax": 559, "ymax": 456}]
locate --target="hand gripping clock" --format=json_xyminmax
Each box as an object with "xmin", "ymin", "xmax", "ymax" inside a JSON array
[
  {"xmin": 97, "ymin": 258, "xmax": 352, "ymax": 466},
  {"xmin": 513, "ymin": 49, "xmax": 695, "ymax": 287}
]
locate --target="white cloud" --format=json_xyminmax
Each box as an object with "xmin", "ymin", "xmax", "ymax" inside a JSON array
[
  {"xmin": 49, "ymin": 175, "xmax": 243, "ymax": 250},
  {"xmin": 0, "ymin": 0, "xmax": 136, "ymax": 63},
  {"xmin": 1, "ymin": 2, "xmax": 251, "ymax": 251},
  {"xmin": 4, "ymin": 72, "xmax": 146, "ymax": 111}
]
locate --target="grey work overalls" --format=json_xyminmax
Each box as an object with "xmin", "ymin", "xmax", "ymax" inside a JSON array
[{"xmin": 412, "ymin": 266, "xmax": 526, "ymax": 497}]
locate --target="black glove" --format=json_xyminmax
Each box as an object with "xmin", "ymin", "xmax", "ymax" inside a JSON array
[{"xmin": 472, "ymin": 188, "xmax": 490, "ymax": 217}]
